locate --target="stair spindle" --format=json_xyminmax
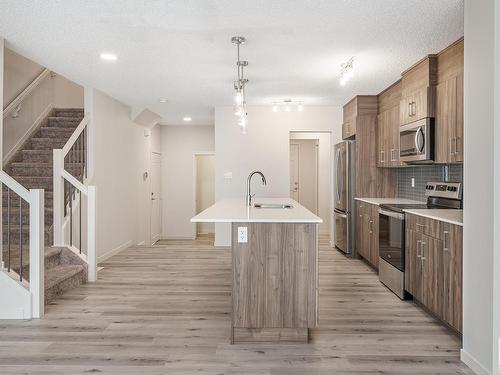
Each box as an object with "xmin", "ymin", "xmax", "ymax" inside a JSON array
[
  {"xmin": 79, "ymin": 190, "xmax": 82, "ymax": 253},
  {"xmin": 7, "ymin": 188, "xmax": 11, "ymax": 273},
  {"xmin": 70, "ymin": 183, "xmax": 73, "ymax": 247},
  {"xmin": 19, "ymin": 198, "xmax": 22, "ymax": 282}
]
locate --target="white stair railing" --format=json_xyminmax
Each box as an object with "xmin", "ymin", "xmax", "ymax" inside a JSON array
[
  {"xmin": 0, "ymin": 170, "xmax": 44, "ymax": 318},
  {"xmin": 53, "ymin": 114, "xmax": 97, "ymax": 282}
]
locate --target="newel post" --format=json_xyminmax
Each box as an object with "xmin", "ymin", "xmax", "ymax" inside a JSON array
[
  {"xmin": 29, "ymin": 189, "xmax": 44, "ymax": 318},
  {"xmin": 53, "ymin": 149, "xmax": 64, "ymax": 246},
  {"xmin": 87, "ymin": 185, "xmax": 97, "ymax": 282}
]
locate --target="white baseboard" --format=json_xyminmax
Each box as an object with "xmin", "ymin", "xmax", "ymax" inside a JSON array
[
  {"xmin": 461, "ymin": 349, "xmax": 492, "ymax": 375},
  {"xmin": 160, "ymin": 234, "xmax": 196, "ymax": 240},
  {"xmin": 97, "ymin": 240, "xmax": 132, "ymax": 264},
  {"xmin": 214, "ymin": 240, "xmax": 231, "ymax": 247}
]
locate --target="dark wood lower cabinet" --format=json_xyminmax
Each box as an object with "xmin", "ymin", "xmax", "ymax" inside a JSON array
[
  {"xmin": 405, "ymin": 214, "xmax": 462, "ymax": 333},
  {"xmin": 355, "ymin": 201, "xmax": 379, "ymax": 269}
]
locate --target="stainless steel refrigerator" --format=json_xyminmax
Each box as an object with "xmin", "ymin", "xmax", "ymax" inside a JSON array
[{"xmin": 333, "ymin": 140, "xmax": 356, "ymax": 255}]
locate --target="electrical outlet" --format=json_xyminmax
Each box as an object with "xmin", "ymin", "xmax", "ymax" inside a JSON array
[
  {"xmin": 237, "ymin": 226, "xmax": 248, "ymax": 243},
  {"xmin": 411, "ymin": 177, "xmax": 415, "ymax": 188}
]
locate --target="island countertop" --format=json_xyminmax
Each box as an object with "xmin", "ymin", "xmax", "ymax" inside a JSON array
[{"xmin": 190, "ymin": 197, "xmax": 322, "ymax": 223}]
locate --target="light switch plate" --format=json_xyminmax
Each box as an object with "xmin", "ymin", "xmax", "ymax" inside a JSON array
[
  {"xmin": 237, "ymin": 226, "xmax": 248, "ymax": 243},
  {"xmin": 224, "ymin": 172, "xmax": 233, "ymax": 179}
]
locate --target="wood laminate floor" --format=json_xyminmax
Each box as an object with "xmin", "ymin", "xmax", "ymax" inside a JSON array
[{"xmin": 0, "ymin": 234, "xmax": 472, "ymax": 374}]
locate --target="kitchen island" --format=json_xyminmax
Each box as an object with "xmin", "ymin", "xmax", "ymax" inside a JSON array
[{"xmin": 191, "ymin": 197, "xmax": 322, "ymax": 343}]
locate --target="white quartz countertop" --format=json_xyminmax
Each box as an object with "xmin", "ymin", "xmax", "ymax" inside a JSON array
[
  {"xmin": 191, "ymin": 198, "xmax": 322, "ymax": 223},
  {"xmin": 354, "ymin": 197, "xmax": 425, "ymax": 206},
  {"xmin": 403, "ymin": 209, "xmax": 463, "ymax": 226}
]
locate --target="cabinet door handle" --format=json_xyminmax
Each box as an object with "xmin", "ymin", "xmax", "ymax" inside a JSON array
[
  {"xmin": 369, "ymin": 220, "xmax": 373, "ymax": 233},
  {"xmin": 416, "ymin": 240, "xmax": 422, "ymax": 258},
  {"xmin": 416, "ymin": 223, "xmax": 425, "ymax": 232},
  {"xmin": 408, "ymin": 102, "xmax": 413, "ymax": 117},
  {"xmin": 443, "ymin": 230, "xmax": 449, "ymax": 251},
  {"xmin": 453, "ymin": 137, "xmax": 458, "ymax": 155},
  {"xmin": 380, "ymin": 150, "xmax": 385, "ymax": 163}
]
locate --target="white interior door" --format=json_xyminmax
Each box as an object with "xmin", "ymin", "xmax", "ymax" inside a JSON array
[
  {"xmin": 195, "ymin": 154, "xmax": 215, "ymax": 235},
  {"xmin": 290, "ymin": 143, "xmax": 300, "ymax": 200},
  {"xmin": 290, "ymin": 139, "xmax": 318, "ymax": 214},
  {"xmin": 150, "ymin": 152, "xmax": 161, "ymax": 244}
]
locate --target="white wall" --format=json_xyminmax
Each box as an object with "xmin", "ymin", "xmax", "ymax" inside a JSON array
[
  {"xmin": 214, "ymin": 105, "xmax": 342, "ymax": 246},
  {"xmin": 160, "ymin": 125, "xmax": 215, "ymax": 239},
  {"xmin": 89, "ymin": 89, "xmax": 159, "ymax": 260},
  {"xmin": 3, "ymin": 48, "xmax": 83, "ymax": 160},
  {"xmin": 290, "ymin": 132, "xmax": 332, "ymax": 234},
  {"xmin": 462, "ymin": 1, "xmax": 499, "ymax": 374}
]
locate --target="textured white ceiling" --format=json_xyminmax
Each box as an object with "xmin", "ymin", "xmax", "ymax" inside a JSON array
[{"xmin": 0, "ymin": 0, "xmax": 463, "ymax": 125}]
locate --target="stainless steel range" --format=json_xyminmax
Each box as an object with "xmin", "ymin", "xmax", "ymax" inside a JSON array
[{"xmin": 378, "ymin": 182, "xmax": 462, "ymax": 299}]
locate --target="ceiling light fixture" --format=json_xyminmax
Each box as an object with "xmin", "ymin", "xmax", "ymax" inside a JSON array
[
  {"xmin": 183, "ymin": 117, "xmax": 192, "ymax": 122},
  {"xmin": 339, "ymin": 57, "xmax": 354, "ymax": 86},
  {"xmin": 100, "ymin": 52, "xmax": 118, "ymax": 61},
  {"xmin": 271, "ymin": 99, "xmax": 305, "ymax": 112},
  {"xmin": 231, "ymin": 36, "xmax": 249, "ymax": 134}
]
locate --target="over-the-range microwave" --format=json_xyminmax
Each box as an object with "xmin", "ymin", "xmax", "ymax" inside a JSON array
[{"xmin": 399, "ymin": 118, "xmax": 434, "ymax": 163}]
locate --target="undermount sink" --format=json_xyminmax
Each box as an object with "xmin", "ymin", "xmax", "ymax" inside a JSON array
[{"xmin": 254, "ymin": 203, "xmax": 293, "ymax": 209}]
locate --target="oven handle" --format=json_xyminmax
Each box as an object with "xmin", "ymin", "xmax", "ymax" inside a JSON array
[{"xmin": 378, "ymin": 209, "xmax": 405, "ymax": 220}]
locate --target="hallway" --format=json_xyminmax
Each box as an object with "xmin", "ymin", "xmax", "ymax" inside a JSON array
[{"xmin": 0, "ymin": 236, "xmax": 470, "ymax": 374}]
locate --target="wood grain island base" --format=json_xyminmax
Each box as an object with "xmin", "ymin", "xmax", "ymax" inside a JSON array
[{"xmin": 231, "ymin": 222, "xmax": 318, "ymax": 344}]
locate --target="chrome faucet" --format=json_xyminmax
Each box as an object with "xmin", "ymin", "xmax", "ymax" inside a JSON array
[{"xmin": 246, "ymin": 171, "xmax": 267, "ymax": 206}]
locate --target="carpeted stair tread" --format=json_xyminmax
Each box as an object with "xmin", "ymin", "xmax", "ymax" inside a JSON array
[
  {"xmin": 2, "ymin": 246, "xmax": 65, "ymax": 281},
  {"xmin": 3, "ymin": 107, "xmax": 86, "ymax": 305},
  {"xmin": 45, "ymin": 264, "xmax": 84, "ymax": 290}
]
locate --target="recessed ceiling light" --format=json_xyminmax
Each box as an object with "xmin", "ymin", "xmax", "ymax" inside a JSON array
[
  {"xmin": 158, "ymin": 98, "xmax": 168, "ymax": 103},
  {"xmin": 183, "ymin": 117, "xmax": 192, "ymax": 122},
  {"xmin": 100, "ymin": 52, "xmax": 118, "ymax": 61}
]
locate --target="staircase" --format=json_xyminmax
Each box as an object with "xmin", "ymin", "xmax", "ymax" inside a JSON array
[{"xmin": 3, "ymin": 108, "xmax": 87, "ymax": 304}]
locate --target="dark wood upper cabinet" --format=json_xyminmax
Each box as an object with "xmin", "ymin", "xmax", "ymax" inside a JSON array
[
  {"xmin": 342, "ymin": 96, "xmax": 378, "ymax": 140},
  {"xmin": 377, "ymin": 80, "xmax": 403, "ymax": 167},
  {"xmin": 435, "ymin": 38, "xmax": 464, "ymax": 164},
  {"xmin": 400, "ymin": 55, "xmax": 438, "ymax": 126}
]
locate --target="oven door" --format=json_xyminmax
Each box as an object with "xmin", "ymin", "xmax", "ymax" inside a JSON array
[
  {"xmin": 399, "ymin": 118, "xmax": 434, "ymax": 163},
  {"xmin": 378, "ymin": 209, "xmax": 405, "ymax": 271}
]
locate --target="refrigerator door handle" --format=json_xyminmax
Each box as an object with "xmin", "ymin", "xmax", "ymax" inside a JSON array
[
  {"xmin": 339, "ymin": 150, "xmax": 344, "ymax": 203},
  {"xmin": 334, "ymin": 211, "xmax": 347, "ymax": 219},
  {"xmin": 336, "ymin": 149, "xmax": 342, "ymax": 203}
]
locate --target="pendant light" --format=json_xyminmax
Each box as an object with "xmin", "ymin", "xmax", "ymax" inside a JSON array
[{"xmin": 231, "ymin": 36, "xmax": 249, "ymax": 134}]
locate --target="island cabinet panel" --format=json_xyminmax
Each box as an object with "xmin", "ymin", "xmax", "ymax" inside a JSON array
[{"xmin": 231, "ymin": 222, "xmax": 318, "ymax": 343}]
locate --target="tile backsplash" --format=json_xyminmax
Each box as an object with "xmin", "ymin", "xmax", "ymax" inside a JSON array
[{"xmin": 396, "ymin": 164, "xmax": 463, "ymax": 202}]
